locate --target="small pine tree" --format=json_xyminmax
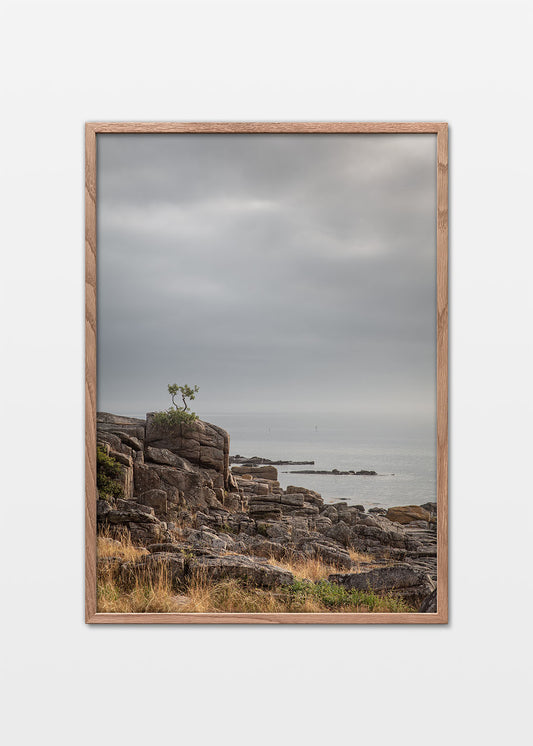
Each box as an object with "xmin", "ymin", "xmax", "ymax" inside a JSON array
[
  {"xmin": 152, "ymin": 383, "xmax": 200, "ymax": 428},
  {"xmin": 167, "ymin": 383, "xmax": 199, "ymax": 413}
]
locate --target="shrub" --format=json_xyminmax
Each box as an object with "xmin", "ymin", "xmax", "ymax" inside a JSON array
[
  {"xmin": 97, "ymin": 446, "xmax": 124, "ymax": 500},
  {"xmin": 152, "ymin": 382, "xmax": 200, "ymax": 429},
  {"xmin": 151, "ymin": 408, "xmax": 198, "ymax": 429}
]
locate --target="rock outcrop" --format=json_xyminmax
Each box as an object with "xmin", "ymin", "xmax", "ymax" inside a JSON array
[
  {"xmin": 386, "ymin": 505, "xmax": 435, "ymax": 525},
  {"xmin": 145, "ymin": 413, "xmax": 231, "ymax": 488},
  {"xmin": 96, "ymin": 412, "xmax": 438, "ymax": 608},
  {"xmin": 116, "ymin": 549, "xmax": 293, "ymax": 591},
  {"xmin": 329, "ymin": 565, "xmax": 436, "ymax": 607},
  {"xmin": 97, "ymin": 412, "xmax": 241, "ymax": 521},
  {"xmin": 418, "ymin": 587, "xmax": 438, "ymax": 613},
  {"xmin": 231, "ymin": 455, "xmax": 314, "ymax": 466},
  {"xmin": 231, "ymin": 464, "xmax": 279, "ymax": 481}
]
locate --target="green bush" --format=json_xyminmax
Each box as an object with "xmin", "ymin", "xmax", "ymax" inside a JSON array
[
  {"xmin": 97, "ymin": 446, "xmax": 124, "ymax": 500},
  {"xmin": 151, "ymin": 407, "xmax": 198, "ymax": 429},
  {"xmin": 151, "ymin": 382, "xmax": 200, "ymax": 430}
]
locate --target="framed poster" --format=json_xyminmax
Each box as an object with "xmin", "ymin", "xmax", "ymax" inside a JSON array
[{"xmin": 85, "ymin": 122, "xmax": 448, "ymax": 624}]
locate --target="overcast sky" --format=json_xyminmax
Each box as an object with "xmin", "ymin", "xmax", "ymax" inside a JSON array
[{"xmin": 97, "ymin": 133, "xmax": 436, "ymax": 418}]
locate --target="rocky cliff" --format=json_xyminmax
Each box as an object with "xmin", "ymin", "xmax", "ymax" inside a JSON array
[
  {"xmin": 96, "ymin": 412, "xmax": 438, "ymax": 611},
  {"xmin": 97, "ymin": 411, "xmax": 242, "ymax": 519}
]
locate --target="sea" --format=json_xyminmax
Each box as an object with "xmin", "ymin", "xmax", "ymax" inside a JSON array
[{"xmin": 201, "ymin": 412, "xmax": 437, "ymax": 510}]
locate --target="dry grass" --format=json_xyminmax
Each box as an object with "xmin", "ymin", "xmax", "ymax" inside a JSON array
[
  {"xmin": 96, "ymin": 531, "xmax": 412, "ymax": 614},
  {"xmin": 348, "ymin": 549, "xmax": 379, "ymax": 571},
  {"xmin": 178, "ymin": 573, "xmax": 412, "ymax": 613},
  {"xmin": 97, "ymin": 528, "xmax": 179, "ymax": 612},
  {"xmin": 98, "ymin": 573, "xmax": 184, "ymax": 613},
  {"xmin": 97, "ymin": 528, "xmax": 149, "ymax": 562},
  {"xmin": 246, "ymin": 548, "xmax": 374, "ymax": 582},
  {"xmin": 180, "ymin": 574, "xmax": 289, "ymax": 613},
  {"xmin": 270, "ymin": 555, "xmax": 340, "ymax": 582},
  {"xmin": 97, "ymin": 535, "xmax": 181, "ymax": 612}
]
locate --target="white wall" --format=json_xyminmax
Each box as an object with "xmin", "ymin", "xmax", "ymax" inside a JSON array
[{"xmin": 1, "ymin": 1, "xmax": 531, "ymax": 744}]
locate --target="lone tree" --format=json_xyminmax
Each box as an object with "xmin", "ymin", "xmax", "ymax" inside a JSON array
[
  {"xmin": 168, "ymin": 383, "xmax": 199, "ymax": 413},
  {"xmin": 152, "ymin": 383, "xmax": 200, "ymax": 428}
]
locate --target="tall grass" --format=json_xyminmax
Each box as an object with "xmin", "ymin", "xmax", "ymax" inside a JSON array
[{"xmin": 97, "ymin": 530, "xmax": 149, "ymax": 562}]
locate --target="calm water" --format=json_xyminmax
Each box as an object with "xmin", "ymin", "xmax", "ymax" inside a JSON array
[{"xmin": 202, "ymin": 412, "xmax": 436, "ymax": 509}]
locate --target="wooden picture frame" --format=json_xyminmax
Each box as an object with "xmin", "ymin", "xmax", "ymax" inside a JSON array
[{"xmin": 85, "ymin": 122, "xmax": 448, "ymax": 624}]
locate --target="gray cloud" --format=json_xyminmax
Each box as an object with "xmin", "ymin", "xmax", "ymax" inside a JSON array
[{"xmin": 97, "ymin": 133, "xmax": 436, "ymax": 418}]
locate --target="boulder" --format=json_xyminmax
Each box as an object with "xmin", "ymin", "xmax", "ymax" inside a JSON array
[
  {"xmin": 249, "ymin": 494, "xmax": 281, "ymax": 504},
  {"xmin": 255, "ymin": 521, "xmax": 291, "ymax": 542},
  {"xmin": 115, "ymin": 499, "xmax": 153, "ymax": 514},
  {"xmin": 97, "ymin": 412, "xmax": 146, "ymax": 440},
  {"xmin": 386, "ymin": 505, "xmax": 434, "ymax": 525},
  {"xmin": 288, "ymin": 505, "xmax": 320, "ymax": 517},
  {"xmin": 115, "ymin": 432, "xmax": 143, "ymax": 451},
  {"xmin": 148, "ymin": 543, "xmax": 186, "ymax": 554},
  {"xmin": 329, "ymin": 565, "xmax": 436, "ymax": 606},
  {"xmin": 139, "ymin": 489, "xmax": 168, "ymax": 512},
  {"xmin": 421, "ymin": 502, "xmax": 438, "ymax": 516},
  {"xmin": 145, "ymin": 414, "xmax": 230, "ymax": 486},
  {"xmin": 315, "ymin": 516, "xmax": 333, "ymax": 532},
  {"xmin": 295, "ymin": 538, "xmax": 353, "ymax": 569},
  {"xmin": 97, "ymin": 498, "xmax": 112, "ymax": 516},
  {"xmin": 249, "ymin": 503, "xmax": 283, "ymax": 520},
  {"xmin": 325, "ymin": 520, "xmax": 354, "ymax": 547},
  {"xmin": 232, "ymin": 464, "xmax": 278, "ymax": 481},
  {"xmin": 286, "ymin": 486, "xmax": 324, "ymax": 507},
  {"xmin": 321, "ymin": 505, "xmax": 339, "ymax": 521},
  {"xmin": 280, "ymin": 493, "xmax": 305, "ymax": 507},
  {"xmin": 313, "ymin": 543, "xmax": 353, "ymax": 570},
  {"xmin": 349, "ymin": 519, "xmax": 422, "ymax": 553},
  {"xmin": 356, "ymin": 515, "xmax": 381, "ymax": 528},
  {"xmin": 98, "ymin": 503, "xmax": 170, "ymax": 546},
  {"xmin": 119, "ymin": 552, "xmax": 186, "ymax": 589},
  {"xmin": 109, "ymin": 449, "xmax": 133, "ymax": 468},
  {"xmin": 145, "ymin": 446, "xmax": 194, "ymax": 469},
  {"xmin": 183, "ymin": 528, "xmax": 229, "ymax": 551},
  {"xmin": 334, "ymin": 505, "xmax": 361, "ymax": 526},
  {"xmin": 418, "ymin": 587, "xmax": 438, "ymax": 613},
  {"xmin": 133, "ymin": 461, "xmax": 222, "ymax": 513},
  {"xmin": 97, "ymin": 431, "xmax": 123, "ymax": 452},
  {"xmin": 190, "ymin": 554, "xmax": 293, "ymax": 588}
]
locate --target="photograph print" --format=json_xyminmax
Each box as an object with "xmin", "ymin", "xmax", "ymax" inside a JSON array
[{"xmin": 86, "ymin": 122, "xmax": 448, "ymax": 623}]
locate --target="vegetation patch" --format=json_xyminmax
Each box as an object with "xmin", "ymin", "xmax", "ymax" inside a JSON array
[
  {"xmin": 284, "ymin": 580, "xmax": 412, "ymax": 613},
  {"xmin": 151, "ymin": 408, "xmax": 199, "ymax": 428},
  {"xmin": 97, "ymin": 446, "xmax": 124, "ymax": 500},
  {"xmin": 151, "ymin": 383, "xmax": 200, "ymax": 428}
]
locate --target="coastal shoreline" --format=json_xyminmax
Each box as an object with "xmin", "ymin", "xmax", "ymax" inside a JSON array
[{"xmin": 95, "ymin": 412, "xmax": 438, "ymax": 614}]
